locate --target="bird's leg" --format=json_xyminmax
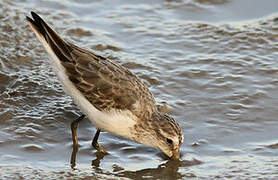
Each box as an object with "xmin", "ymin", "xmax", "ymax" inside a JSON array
[
  {"xmin": 70, "ymin": 144, "xmax": 78, "ymax": 169},
  {"xmin": 92, "ymin": 129, "xmax": 107, "ymax": 154},
  {"xmin": 71, "ymin": 114, "xmax": 85, "ymax": 146}
]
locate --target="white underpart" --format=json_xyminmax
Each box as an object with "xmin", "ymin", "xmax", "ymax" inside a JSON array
[{"xmin": 29, "ymin": 24, "xmax": 137, "ymax": 139}]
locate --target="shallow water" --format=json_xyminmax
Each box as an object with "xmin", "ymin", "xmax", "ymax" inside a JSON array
[{"xmin": 1, "ymin": 0, "xmax": 278, "ymax": 179}]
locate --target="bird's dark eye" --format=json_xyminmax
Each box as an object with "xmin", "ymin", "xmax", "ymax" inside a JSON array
[{"xmin": 166, "ymin": 138, "xmax": 173, "ymax": 144}]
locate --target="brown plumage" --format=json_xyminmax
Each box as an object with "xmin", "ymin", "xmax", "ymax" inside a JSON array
[
  {"xmin": 26, "ymin": 12, "xmax": 183, "ymax": 159},
  {"xmin": 26, "ymin": 12, "xmax": 156, "ymax": 120}
]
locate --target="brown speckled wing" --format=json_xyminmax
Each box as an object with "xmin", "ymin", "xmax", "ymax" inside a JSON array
[
  {"xmin": 63, "ymin": 45, "xmax": 157, "ymax": 118},
  {"xmin": 26, "ymin": 12, "xmax": 157, "ymax": 119}
]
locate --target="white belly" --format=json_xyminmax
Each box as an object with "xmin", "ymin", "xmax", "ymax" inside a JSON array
[{"xmin": 35, "ymin": 33, "xmax": 136, "ymax": 139}]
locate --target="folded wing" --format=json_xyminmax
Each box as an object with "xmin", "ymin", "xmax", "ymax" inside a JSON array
[{"xmin": 26, "ymin": 12, "xmax": 157, "ymax": 120}]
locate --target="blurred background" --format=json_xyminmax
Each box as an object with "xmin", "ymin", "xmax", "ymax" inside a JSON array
[{"xmin": 0, "ymin": 0, "xmax": 278, "ymax": 179}]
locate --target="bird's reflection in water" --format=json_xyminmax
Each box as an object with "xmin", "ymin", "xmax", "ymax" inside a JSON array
[
  {"xmin": 70, "ymin": 146, "xmax": 201, "ymax": 179},
  {"xmin": 91, "ymin": 151, "xmax": 106, "ymax": 168},
  {"xmin": 115, "ymin": 158, "xmax": 201, "ymax": 179},
  {"xmin": 70, "ymin": 145, "xmax": 106, "ymax": 170}
]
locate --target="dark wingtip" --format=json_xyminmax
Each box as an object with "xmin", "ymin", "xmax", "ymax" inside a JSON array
[
  {"xmin": 31, "ymin": 11, "xmax": 43, "ymax": 24},
  {"xmin": 26, "ymin": 15, "xmax": 33, "ymax": 23},
  {"xmin": 26, "ymin": 11, "xmax": 49, "ymax": 42},
  {"xmin": 27, "ymin": 11, "xmax": 72, "ymax": 62},
  {"xmin": 26, "ymin": 11, "xmax": 40, "ymax": 22}
]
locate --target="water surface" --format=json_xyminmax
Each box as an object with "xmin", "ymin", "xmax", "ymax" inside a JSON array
[{"xmin": 1, "ymin": 0, "xmax": 278, "ymax": 179}]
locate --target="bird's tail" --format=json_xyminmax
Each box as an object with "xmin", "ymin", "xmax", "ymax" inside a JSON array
[{"xmin": 26, "ymin": 11, "xmax": 71, "ymax": 62}]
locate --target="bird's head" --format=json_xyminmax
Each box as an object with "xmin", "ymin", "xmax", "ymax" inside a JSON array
[{"xmin": 133, "ymin": 112, "xmax": 184, "ymax": 159}]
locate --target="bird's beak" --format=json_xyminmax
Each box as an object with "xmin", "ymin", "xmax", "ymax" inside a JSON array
[{"xmin": 171, "ymin": 148, "xmax": 180, "ymax": 160}]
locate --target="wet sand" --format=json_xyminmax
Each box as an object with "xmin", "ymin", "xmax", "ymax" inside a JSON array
[{"xmin": 1, "ymin": 0, "xmax": 278, "ymax": 179}]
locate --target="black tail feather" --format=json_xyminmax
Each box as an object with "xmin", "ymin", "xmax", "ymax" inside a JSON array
[
  {"xmin": 26, "ymin": 11, "xmax": 71, "ymax": 62},
  {"xmin": 26, "ymin": 12, "xmax": 48, "ymax": 40}
]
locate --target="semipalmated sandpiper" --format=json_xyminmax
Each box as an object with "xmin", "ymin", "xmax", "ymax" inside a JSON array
[{"xmin": 26, "ymin": 12, "xmax": 183, "ymax": 159}]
